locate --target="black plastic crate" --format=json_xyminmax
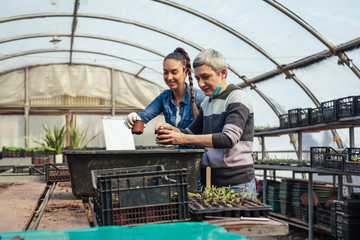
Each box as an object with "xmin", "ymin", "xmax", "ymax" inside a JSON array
[
  {"xmin": 299, "ymin": 108, "xmax": 312, "ymax": 126},
  {"xmin": 45, "ymin": 163, "xmax": 70, "ymax": 182},
  {"xmin": 279, "ymin": 114, "xmax": 289, "ymax": 129},
  {"xmin": 280, "ymin": 199, "xmax": 293, "ymax": 216},
  {"xmin": 310, "ymin": 146, "xmax": 344, "ymax": 170},
  {"xmin": 321, "ymin": 100, "xmax": 337, "ymax": 123},
  {"xmin": 355, "ymin": 95, "xmax": 360, "ymax": 116},
  {"xmin": 316, "ymin": 204, "xmax": 331, "ymax": 230},
  {"xmin": 288, "ymin": 108, "xmax": 302, "ymax": 128},
  {"xmin": 337, "ymin": 96, "xmax": 357, "ymax": 118},
  {"xmin": 333, "ymin": 200, "xmax": 360, "ymax": 213},
  {"xmin": 342, "ymin": 148, "xmax": 360, "ymax": 172},
  {"xmin": 310, "ymin": 107, "xmax": 323, "ymax": 125},
  {"xmin": 93, "ymin": 166, "xmax": 189, "ymax": 226}
]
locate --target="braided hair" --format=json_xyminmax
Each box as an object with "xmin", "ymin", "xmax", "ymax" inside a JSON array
[{"xmin": 164, "ymin": 48, "xmax": 199, "ymax": 119}]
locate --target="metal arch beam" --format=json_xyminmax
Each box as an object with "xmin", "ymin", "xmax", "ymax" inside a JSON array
[
  {"xmin": 69, "ymin": 0, "xmax": 80, "ymax": 65},
  {"xmin": 152, "ymin": 0, "xmax": 281, "ymax": 68},
  {"xmin": 264, "ymin": 0, "xmax": 360, "ymax": 80},
  {"xmin": 239, "ymin": 37, "xmax": 360, "ymax": 86},
  {"xmin": 0, "ymin": 62, "xmax": 163, "ymax": 88},
  {"xmin": 0, "ymin": 33, "xmax": 166, "ymax": 58},
  {"xmin": 0, "ymin": 49, "xmax": 162, "ymax": 77}
]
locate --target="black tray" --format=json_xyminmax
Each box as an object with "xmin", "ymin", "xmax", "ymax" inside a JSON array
[{"xmin": 188, "ymin": 196, "xmax": 272, "ymax": 221}]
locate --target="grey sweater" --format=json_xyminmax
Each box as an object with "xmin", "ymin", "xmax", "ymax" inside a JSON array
[{"xmin": 182, "ymin": 84, "xmax": 254, "ymax": 186}]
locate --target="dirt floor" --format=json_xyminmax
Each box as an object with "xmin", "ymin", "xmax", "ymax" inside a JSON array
[
  {"xmin": 0, "ymin": 181, "xmax": 45, "ymax": 232},
  {"xmin": 0, "ymin": 181, "xmax": 89, "ymax": 232},
  {"xmin": 37, "ymin": 182, "xmax": 89, "ymax": 230}
]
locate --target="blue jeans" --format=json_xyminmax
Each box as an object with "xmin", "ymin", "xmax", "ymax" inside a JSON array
[{"xmin": 230, "ymin": 178, "xmax": 257, "ymax": 199}]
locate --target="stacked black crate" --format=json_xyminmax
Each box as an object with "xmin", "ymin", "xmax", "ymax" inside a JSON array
[
  {"xmin": 279, "ymin": 180, "xmax": 293, "ymax": 216},
  {"xmin": 267, "ymin": 180, "xmax": 281, "ymax": 213},
  {"xmin": 330, "ymin": 200, "xmax": 360, "ymax": 239},
  {"xmin": 292, "ymin": 182, "xmax": 307, "ymax": 220}
]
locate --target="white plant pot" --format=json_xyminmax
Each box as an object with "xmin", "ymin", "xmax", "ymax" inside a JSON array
[{"xmin": 55, "ymin": 154, "xmax": 63, "ymax": 164}]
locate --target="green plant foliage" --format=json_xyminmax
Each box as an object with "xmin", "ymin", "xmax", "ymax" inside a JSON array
[
  {"xmin": 25, "ymin": 124, "xmax": 66, "ymax": 154},
  {"xmin": 68, "ymin": 118, "xmax": 99, "ymax": 150}
]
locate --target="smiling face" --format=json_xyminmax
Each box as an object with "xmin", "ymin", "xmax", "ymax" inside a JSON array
[
  {"xmin": 163, "ymin": 59, "xmax": 187, "ymax": 90},
  {"xmin": 194, "ymin": 64, "xmax": 227, "ymax": 96}
]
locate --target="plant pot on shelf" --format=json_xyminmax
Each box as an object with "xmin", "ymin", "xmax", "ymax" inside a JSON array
[{"xmin": 55, "ymin": 154, "xmax": 63, "ymax": 164}]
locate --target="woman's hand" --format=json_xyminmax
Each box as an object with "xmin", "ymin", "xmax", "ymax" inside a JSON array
[
  {"xmin": 156, "ymin": 128, "xmax": 185, "ymax": 145},
  {"xmin": 154, "ymin": 123, "xmax": 180, "ymax": 133}
]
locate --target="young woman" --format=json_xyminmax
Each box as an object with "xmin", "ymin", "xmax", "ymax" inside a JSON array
[{"xmin": 124, "ymin": 47, "xmax": 206, "ymax": 148}]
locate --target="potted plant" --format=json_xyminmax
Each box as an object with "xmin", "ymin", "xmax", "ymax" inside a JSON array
[{"xmin": 26, "ymin": 124, "xmax": 66, "ymax": 163}]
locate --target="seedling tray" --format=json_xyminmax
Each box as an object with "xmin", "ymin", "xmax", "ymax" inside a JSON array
[
  {"xmin": 188, "ymin": 195, "xmax": 271, "ymax": 221},
  {"xmin": 45, "ymin": 163, "xmax": 70, "ymax": 182}
]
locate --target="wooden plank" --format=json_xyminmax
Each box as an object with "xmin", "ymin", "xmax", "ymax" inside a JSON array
[{"xmin": 206, "ymin": 217, "xmax": 289, "ymax": 237}]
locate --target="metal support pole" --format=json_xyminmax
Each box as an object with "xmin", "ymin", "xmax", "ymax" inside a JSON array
[
  {"xmin": 263, "ymin": 170, "xmax": 267, "ymax": 204},
  {"xmin": 298, "ymin": 132, "xmax": 303, "ymax": 161},
  {"xmin": 111, "ymin": 68, "xmax": 115, "ymax": 116},
  {"xmin": 261, "ymin": 136, "xmax": 265, "ymax": 161},
  {"xmin": 273, "ymin": 170, "xmax": 276, "ymax": 181},
  {"xmin": 349, "ymin": 127, "xmax": 355, "ymax": 148},
  {"xmin": 24, "ymin": 68, "xmax": 29, "ymax": 147},
  {"xmin": 338, "ymin": 175, "xmax": 343, "ymax": 200},
  {"xmin": 308, "ymin": 172, "xmax": 313, "ymax": 240}
]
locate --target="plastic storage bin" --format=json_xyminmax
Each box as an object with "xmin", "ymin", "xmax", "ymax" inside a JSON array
[{"xmin": 92, "ymin": 166, "xmax": 190, "ymax": 226}]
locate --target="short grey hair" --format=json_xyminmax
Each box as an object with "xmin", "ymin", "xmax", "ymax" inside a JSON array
[{"xmin": 192, "ymin": 49, "xmax": 227, "ymax": 76}]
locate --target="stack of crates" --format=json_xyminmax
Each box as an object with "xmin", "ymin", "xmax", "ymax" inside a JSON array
[
  {"xmin": 266, "ymin": 180, "xmax": 281, "ymax": 213},
  {"xmin": 91, "ymin": 165, "xmax": 190, "ymax": 226},
  {"xmin": 279, "ymin": 181, "xmax": 293, "ymax": 216},
  {"xmin": 330, "ymin": 200, "xmax": 360, "ymax": 239}
]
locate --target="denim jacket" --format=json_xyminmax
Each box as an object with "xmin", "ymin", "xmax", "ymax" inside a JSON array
[{"xmin": 138, "ymin": 83, "xmax": 206, "ymax": 129}]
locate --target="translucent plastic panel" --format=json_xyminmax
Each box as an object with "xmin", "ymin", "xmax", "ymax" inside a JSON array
[
  {"xmin": 293, "ymin": 57, "xmax": 360, "ymax": 102},
  {"xmin": 0, "ymin": 116, "xmax": 25, "ymax": 148},
  {"xmin": 278, "ymin": 0, "xmax": 360, "ymax": 45},
  {"xmin": 170, "ymin": 0, "xmax": 325, "ymax": 65},
  {"xmin": 0, "ymin": 0, "xmax": 74, "ymax": 17},
  {"xmin": 335, "ymin": 128, "xmax": 360, "ymax": 149},
  {"xmin": 0, "ymin": 37, "xmax": 71, "ymax": 56},
  {"xmin": 243, "ymin": 88, "xmax": 279, "ymax": 128},
  {"xmin": 78, "ymin": 0, "xmax": 275, "ymax": 79},
  {"xmin": 0, "ymin": 52, "xmax": 71, "ymax": 73},
  {"xmin": 256, "ymin": 74, "xmax": 316, "ymax": 114},
  {"xmin": 0, "ymin": 18, "xmax": 73, "ymax": 39}
]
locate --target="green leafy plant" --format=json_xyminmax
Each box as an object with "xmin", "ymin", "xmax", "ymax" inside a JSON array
[
  {"xmin": 68, "ymin": 118, "xmax": 99, "ymax": 150},
  {"xmin": 26, "ymin": 124, "xmax": 66, "ymax": 154}
]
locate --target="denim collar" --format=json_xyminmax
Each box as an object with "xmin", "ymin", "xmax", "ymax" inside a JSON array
[{"xmin": 170, "ymin": 82, "xmax": 190, "ymax": 106}]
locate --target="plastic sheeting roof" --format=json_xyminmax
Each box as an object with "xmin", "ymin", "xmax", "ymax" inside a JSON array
[{"xmin": 1, "ymin": 0, "xmax": 360, "ymax": 151}]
